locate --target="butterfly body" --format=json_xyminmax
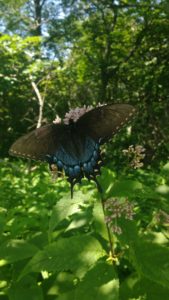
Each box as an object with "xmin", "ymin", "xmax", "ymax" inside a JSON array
[{"xmin": 9, "ymin": 104, "xmax": 136, "ymax": 197}]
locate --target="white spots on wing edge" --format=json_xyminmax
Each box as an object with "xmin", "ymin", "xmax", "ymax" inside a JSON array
[
  {"xmin": 9, "ymin": 149, "xmax": 43, "ymax": 162},
  {"xmin": 111, "ymin": 107, "xmax": 136, "ymax": 137}
]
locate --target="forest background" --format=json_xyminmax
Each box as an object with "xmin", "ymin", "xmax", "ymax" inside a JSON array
[{"xmin": 0, "ymin": 1, "xmax": 169, "ymax": 299}]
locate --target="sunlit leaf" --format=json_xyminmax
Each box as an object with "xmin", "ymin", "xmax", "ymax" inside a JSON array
[
  {"xmin": 0, "ymin": 239, "xmax": 39, "ymax": 265},
  {"xmin": 75, "ymin": 261, "xmax": 119, "ymax": 300},
  {"xmin": 49, "ymin": 191, "xmax": 93, "ymax": 232},
  {"xmin": 20, "ymin": 235, "xmax": 106, "ymax": 279}
]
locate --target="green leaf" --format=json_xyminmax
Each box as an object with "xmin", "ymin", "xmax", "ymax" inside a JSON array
[
  {"xmin": 93, "ymin": 201, "xmax": 108, "ymax": 240},
  {"xmin": 110, "ymin": 179, "xmax": 142, "ymax": 197},
  {"xmin": 135, "ymin": 278, "xmax": 169, "ymax": 300},
  {"xmin": 8, "ymin": 276, "xmax": 43, "ymax": 300},
  {"xmin": 66, "ymin": 205, "xmax": 93, "ymax": 231},
  {"xmin": 119, "ymin": 220, "xmax": 169, "ymax": 288},
  {"xmin": 20, "ymin": 235, "xmax": 106, "ymax": 279},
  {"xmin": 118, "ymin": 218, "xmax": 138, "ymax": 245},
  {"xmin": 42, "ymin": 272, "xmax": 75, "ymax": 299},
  {"xmin": 120, "ymin": 274, "xmax": 169, "ymax": 300},
  {"xmin": 133, "ymin": 240, "xmax": 169, "ymax": 288},
  {"xmin": 75, "ymin": 261, "xmax": 119, "ymax": 300},
  {"xmin": 57, "ymin": 290, "xmax": 76, "ymax": 300},
  {"xmin": 162, "ymin": 161, "xmax": 169, "ymax": 173},
  {"xmin": 49, "ymin": 191, "xmax": 92, "ymax": 232},
  {"xmin": 0, "ymin": 239, "xmax": 39, "ymax": 265}
]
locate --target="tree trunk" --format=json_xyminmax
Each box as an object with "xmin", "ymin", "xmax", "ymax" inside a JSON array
[{"xmin": 34, "ymin": 0, "xmax": 43, "ymax": 36}]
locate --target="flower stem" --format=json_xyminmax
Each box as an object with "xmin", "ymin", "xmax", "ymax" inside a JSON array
[
  {"xmin": 100, "ymin": 193, "xmax": 114, "ymax": 259},
  {"xmin": 95, "ymin": 178, "xmax": 114, "ymax": 259}
]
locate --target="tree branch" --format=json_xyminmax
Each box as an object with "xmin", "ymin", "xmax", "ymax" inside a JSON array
[{"xmin": 31, "ymin": 81, "xmax": 44, "ymax": 128}]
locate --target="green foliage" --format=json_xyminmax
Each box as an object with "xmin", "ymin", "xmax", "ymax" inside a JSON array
[
  {"xmin": 0, "ymin": 160, "xmax": 169, "ymax": 299},
  {"xmin": 20, "ymin": 235, "xmax": 105, "ymax": 279},
  {"xmin": 1, "ymin": 1, "xmax": 169, "ymax": 162},
  {"xmin": 75, "ymin": 261, "xmax": 119, "ymax": 300},
  {"xmin": 0, "ymin": 0, "xmax": 169, "ymax": 299},
  {"xmin": 0, "ymin": 35, "xmax": 41, "ymax": 155}
]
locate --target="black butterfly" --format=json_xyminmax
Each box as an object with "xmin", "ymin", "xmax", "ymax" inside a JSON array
[{"xmin": 9, "ymin": 104, "xmax": 136, "ymax": 197}]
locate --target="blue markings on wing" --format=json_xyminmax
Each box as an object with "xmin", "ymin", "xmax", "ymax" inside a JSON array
[
  {"xmin": 74, "ymin": 165, "xmax": 81, "ymax": 176},
  {"xmin": 80, "ymin": 137, "xmax": 96, "ymax": 163},
  {"xmin": 54, "ymin": 136, "xmax": 98, "ymax": 166},
  {"xmin": 68, "ymin": 167, "xmax": 74, "ymax": 178},
  {"xmin": 46, "ymin": 136, "xmax": 101, "ymax": 181},
  {"xmin": 57, "ymin": 160, "xmax": 63, "ymax": 169},
  {"xmin": 93, "ymin": 150, "xmax": 98, "ymax": 160},
  {"xmin": 83, "ymin": 162, "xmax": 93, "ymax": 174},
  {"xmin": 91, "ymin": 157, "xmax": 96, "ymax": 167},
  {"xmin": 56, "ymin": 146, "xmax": 78, "ymax": 166}
]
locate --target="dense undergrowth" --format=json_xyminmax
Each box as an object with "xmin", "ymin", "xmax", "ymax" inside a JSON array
[{"xmin": 0, "ymin": 159, "xmax": 169, "ymax": 299}]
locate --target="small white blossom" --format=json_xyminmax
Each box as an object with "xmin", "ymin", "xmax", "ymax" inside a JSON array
[
  {"xmin": 63, "ymin": 106, "xmax": 93, "ymax": 124},
  {"xmin": 104, "ymin": 198, "xmax": 135, "ymax": 235},
  {"xmin": 53, "ymin": 115, "xmax": 62, "ymax": 124},
  {"xmin": 111, "ymin": 225, "xmax": 122, "ymax": 235},
  {"xmin": 123, "ymin": 145, "xmax": 145, "ymax": 169},
  {"xmin": 52, "ymin": 104, "xmax": 108, "ymax": 125}
]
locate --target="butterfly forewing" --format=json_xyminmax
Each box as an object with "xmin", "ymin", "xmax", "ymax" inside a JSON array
[
  {"xmin": 77, "ymin": 104, "xmax": 136, "ymax": 141},
  {"xmin": 9, "ymin": 123, "xmax": 64, "ymax": 161}
]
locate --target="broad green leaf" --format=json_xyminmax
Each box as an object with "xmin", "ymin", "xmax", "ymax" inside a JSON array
[
  {"xmin": 42, "ymin": 272, "xmax": 75, "ymax": 299},
  {"xmin": 66, "ymin": 205, "xmax": 93, "ymax": 231},
  {"xmin": 0, "ymin": 239, "xmax": 38, "ymax": 265},
  {"xmin": 57, "ymin": 290, "xmax": 76, "ymax": 300},
  {"xmin": 118, "ymin": 219, "xmax": 138, "ymax": 245},
  {"xmin": 110, "ymin": 179, "xmax": 142, "ymax": 197},
  {"xmin": 28, "ymin": 232, "xmax": 49, "ymax": 249},
  {"xmin": 98, "ymin": 168, "xmax": 116, "ymax": 195},
  {"xmin": 93, "ymin": 200, "xmax": 108, "ymax": 240},
  {"xmin": 75, "ymin": 261, "xmax": 119, "ymax": 300},
  {"xmin": 8, "ymin": 276, "xmax": 43, "ymax": 300},
  {"xmin": 20, "ymin": 235, "xmax": 106, "ymax": 279},
  {"xmin": 120, "ymin": 273, "xmax": 169, "ymax": 300},
  {"xmin": 133, "ymin": 240, "xmax": 169, "ymax": 288},
  {"xmin": 119, "ymin": 220, "xmax": 169, "ymax": 288},
  {"xmin": 49, "ymin": 191, "xmax": 92, "ymax": 232},
  {"xmin": 134, "ymin": 278, "xmax": 169, "ymax": 300}
]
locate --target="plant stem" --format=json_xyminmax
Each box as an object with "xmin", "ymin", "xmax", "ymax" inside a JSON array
[
  {"xmin": 100, "ymin": 193, "xmax": 114, "ymax": 259},
  {"xmin": 95, "ymin": 178, "xmax": 114, "ymax": 259}
]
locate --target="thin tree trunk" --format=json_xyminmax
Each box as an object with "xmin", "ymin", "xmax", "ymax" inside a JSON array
[
  {"xmin": 34, "ymin": 0, "xmax": 42, "ymax": 36},
  {"xmin": 31, "ymin": 81, "xmax": 44, "ymax": 128}
]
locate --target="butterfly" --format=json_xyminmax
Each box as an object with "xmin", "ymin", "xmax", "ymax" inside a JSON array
[{"xmin": 9, "ymin": 104, "xmax": 136, "ymax": 197}]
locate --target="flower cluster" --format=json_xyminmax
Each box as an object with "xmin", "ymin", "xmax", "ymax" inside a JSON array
[
  {"xmin": 104, "ymin": 198, "xmax": 135, "ymax": 235},
  {"xmin": 63, "ymin": 105, "xmax": 93, "ymax": 124},
  {"xmin": 122, "ymin": 145, "xmax": 145, "ymax": 169},
  {"xmin": 53, "ymin": 103, "xmax": 106, "ymax": 125},
  {"xmin": 156, "ymin": 210, "xmax": 169, "ymax": 226}
]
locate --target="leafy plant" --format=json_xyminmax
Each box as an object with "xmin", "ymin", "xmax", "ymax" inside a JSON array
[{"xmin": 0, "ymin": 159, "xmax": 169, "ymax": 299}]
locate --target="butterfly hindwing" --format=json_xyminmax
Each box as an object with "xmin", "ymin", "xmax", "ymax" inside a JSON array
[
  {"xmin": 77, "ymin": 104, "xmax": 136, "ymax": 141},
  {"xmin": 9, "ymin": 123, "xmax": 64, "ymax": 161}
]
